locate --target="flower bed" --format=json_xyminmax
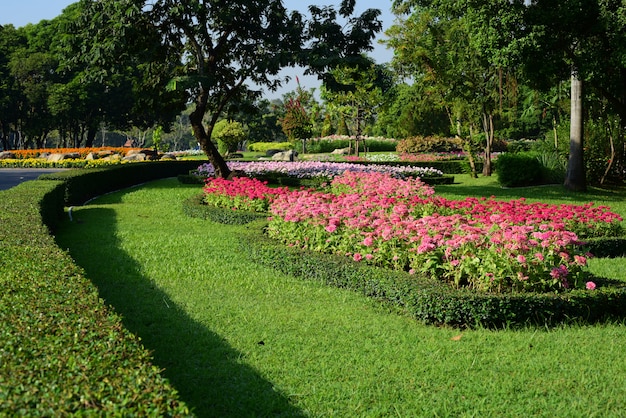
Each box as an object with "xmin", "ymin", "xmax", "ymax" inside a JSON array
[
  {"xmin": 202, "ymin": 170, "xmax": 623, "ymax": 294},
  {"xmin": 195, "ymin": 160, "xmax": 444, "ymax": 180}
]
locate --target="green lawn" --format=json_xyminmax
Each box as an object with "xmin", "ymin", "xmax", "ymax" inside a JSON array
[{"xmin": 55, "ymin": 175, "xmax": 626, "ymax": 417}]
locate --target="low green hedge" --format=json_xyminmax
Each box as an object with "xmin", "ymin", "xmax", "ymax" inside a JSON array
[
  {"xmin": 583, "ymin": 237, "xmax": 626, "ymax": 258},
  {"xmin": 0, "ymin": 180, "xmax": 190, "ymax": 415},
  {"xmin": 230, "ymin": 218, "xmax": 626, "ymax": 329},
  {"xmin": 182, "ymin": 193, "xmax": 267, "ymax": 224},
  {"xmin": 40, "ymin": 160, "xmax": 202, "ymax": 205}
]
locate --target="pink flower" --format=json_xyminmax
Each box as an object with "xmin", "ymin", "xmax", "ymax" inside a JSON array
[
  {"xmin": 535, "ymin": 253, "xmax": 545, "ymax": 262},
  {"xmin": 362, "ymin": 237, "xmax": 374, "ymax": 246},
  {"xmin": 365, "ymin": 254, "xmax": 373, "ymax": 260},
  {"xmin": 516, "ymin": 255, "xmax": 527, "ymax": 264},
  {"xmin": 325, "ymin": 224, "xmax": 337, "ymax": 233},
  {"xmin": 574, "ymin": 255, "xmax": 587, "ymax": 266},
  {"xmin": 353, "ymin": 253, "xmax": 363, "ymax": 262},
  {"xmin": 586, "ymin": 281, "xmax": 596, "ymax": 290}
]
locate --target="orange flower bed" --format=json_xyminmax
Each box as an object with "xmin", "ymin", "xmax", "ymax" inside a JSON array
[{"xmin": 9, "ymin": 147, "xmax": 142, "ymax": 159}]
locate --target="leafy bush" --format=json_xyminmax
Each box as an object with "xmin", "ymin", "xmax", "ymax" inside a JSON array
[
  {"xmin": 396, "ymin": 136, "xmax": 463, "ymax": 154},
  {"xmin": 496, "ymin": 152, "xmax": 545, "ymax": 187},
  {"xmin": 0, "ymin": 181, "xmax": 189, "ymax": 414},
  {"xmin": 212, "ymin": 119, "xmax": 248, "ymax": 154}
]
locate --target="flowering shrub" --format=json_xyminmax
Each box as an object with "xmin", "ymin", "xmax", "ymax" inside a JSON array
[
  {"xmin": 203, "ymin": 177, "xmax": 290, "ymax": 212},
  {"xmin": 265, "ymin": 171, "xmax": 623, "ymax": 293},
  {"xmin": 195, "ymin": 161, "xmax": 444, "ymax": 180}
]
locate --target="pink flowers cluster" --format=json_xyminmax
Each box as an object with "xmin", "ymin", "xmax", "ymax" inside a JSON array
[{"xmin": 265, "ymin": 171, "xmax": 622, "ymax": 293}]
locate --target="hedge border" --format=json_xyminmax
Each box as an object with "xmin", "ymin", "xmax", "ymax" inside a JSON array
[
  {"xmin": 39, "ymin": 160, "xmax": 201, "ymax": 205},
  {"xmin": 232, "ymin": 219, "xmax": 626, "ymax": 328},
  {"xmin": 0, "ymin": 174, "xmax": 191, "ymax": 415},
  {"xmin": 183, "ymin": 176, "xmax": 626, "ymax": 328}
]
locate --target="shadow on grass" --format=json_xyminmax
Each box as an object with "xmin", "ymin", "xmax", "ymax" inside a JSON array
[{"xmin": 56, "ymin": 207, "xmax": 305, "ymax": 418}]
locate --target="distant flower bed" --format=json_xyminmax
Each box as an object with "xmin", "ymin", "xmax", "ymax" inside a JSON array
[
  {"xmin": 346, "ymin": 152, "xmax": 467, "ymax": 163},
  {"xmin": 201, "ymin": 169, "xmax": 623, "ymax": 293},
  {"xmin": 195, "ymin": 161, "xmax": 444, "ymax": 179},
  {"xmin": 4, "ymin": 147, "xmax": 138, "ymax": 159}
]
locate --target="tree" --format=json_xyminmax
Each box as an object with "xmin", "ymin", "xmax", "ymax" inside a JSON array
[
  {"xmin": 321, "ymin": 59, "xmax": 390, "ymax": 155},
  {"xmin": 72, "ymin": 0, "xmax": 380, "ymax": 177},
  {"xmin": 386, "ymin": 4, "xmax": 504, "ymax": 175},
  {"xmin": 280, "ymin": 80, "xmax": 314, "ymax": 152}
]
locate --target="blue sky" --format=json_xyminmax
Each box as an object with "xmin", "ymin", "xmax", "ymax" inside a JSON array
[{"xmin": 1, "ymin": 0, "xmax": 396, "ymax": 98}]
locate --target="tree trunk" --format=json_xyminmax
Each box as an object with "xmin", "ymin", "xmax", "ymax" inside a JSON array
[
  {"xmin": 564, "ymin": 70, "xmax": 587, "ymax": 191},
  {"xmin": 189, "ymin": 88, "xmax": 231, "ymax": 179},
  {"xmin": 482, "ymin": 111, "xmax": 494, "ymax": 176}
]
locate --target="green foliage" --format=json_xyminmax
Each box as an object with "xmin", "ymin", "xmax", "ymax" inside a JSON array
[
  {"xmin": 304, "ymin": 137, "xmax": 397, "ymax": 153},
  {"xmin": 247, "ymin": 142, "xmax": 293, "ymax": 153},
  {"xmin": 212, "ymin": 119, "xmax": 248, "ymax": 155},
  {"xmin": 0, "ymin": 181, "xmax": 189, "ymax": 415},
  {"xmin": 182, "ymin": 193, "xmax": 267, "ymax": 224},
  {"xmin": 396, "ymin": 136, "xmax": 463, "ymax": 153},
  {"xmin": 39, "ymin": 161, "xmax": 201, "ymax": 205},
  {"xmin": 496, "ymin": 152, "xmax": 545, "ymax": 187}
]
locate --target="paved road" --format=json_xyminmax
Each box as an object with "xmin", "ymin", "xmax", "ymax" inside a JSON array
[{"xmin": 0, "ymin": 168, "xmax": 68, "ymax": 191}]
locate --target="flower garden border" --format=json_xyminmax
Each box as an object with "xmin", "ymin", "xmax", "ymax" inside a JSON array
[{"xmin": 183, "ymin": 194, "xmax": 626, "ymax": 329}]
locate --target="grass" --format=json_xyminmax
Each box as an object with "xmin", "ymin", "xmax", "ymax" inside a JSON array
[{"xmin": 54, "ymin": 175, "xmax": 626, "ymax": 417}]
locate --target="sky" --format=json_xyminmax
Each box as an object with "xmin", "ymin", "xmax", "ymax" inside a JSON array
[{"xmin": 1, "ymin": 0, "xmax": 397, "ymax": 98}]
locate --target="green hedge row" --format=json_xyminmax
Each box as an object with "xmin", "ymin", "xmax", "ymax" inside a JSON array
[
  {"xmin": 182, "ymin": 193, "xmax": 267, "ymax": 224},
  {"xmin": 40, "ymin": 160, "xmax": 201, "ymax": 205},
  {"xmin": 232, "ymin": 219, "xmax": 626, "ymax": 329},
  {"xmin": 0, "ymin": 179, "xmax": 190, "ymax": 415}
]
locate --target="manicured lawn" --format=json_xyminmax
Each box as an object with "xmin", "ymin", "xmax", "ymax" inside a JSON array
[{"xmin": 55, "ymin": 176, "xmax": 626, "ymax": 417}]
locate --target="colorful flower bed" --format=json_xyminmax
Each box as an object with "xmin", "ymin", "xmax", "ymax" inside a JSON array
[
  {"xmin": 203, "ymin": 170, "xmax": 623, "ymax": 294},
  {"xmin": 195, "ymin": 161, "xmax": 444, "ymax": 180}
]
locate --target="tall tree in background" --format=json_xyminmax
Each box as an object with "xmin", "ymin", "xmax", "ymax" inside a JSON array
[{"xmin": 73, "ymin": 0, "xmax": 381, "ymax": 178}]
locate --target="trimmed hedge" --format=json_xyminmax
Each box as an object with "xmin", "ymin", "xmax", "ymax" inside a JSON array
[
  {"xmin": 182, "ymin": 193, "xmax": 267, "ymax": 224},
  {"xmin": 0, "ymin": 180, "xmax": 190, "ymax": 415},
  {"xmin": 234, "ymin": 220, "xmax": 626, "ymax": 328},
  {"xmin": 40, "ymin": 160, "xmax": 201, "ymax": 205}
]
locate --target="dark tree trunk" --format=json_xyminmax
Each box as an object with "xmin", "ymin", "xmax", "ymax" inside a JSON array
[
  {"xmin": 189, "ymin": 88, "xmax": 231, "ymax": 179},
  {"xmin": 564, "ymin": 70, "xmax": 587, "ymax": 191}
]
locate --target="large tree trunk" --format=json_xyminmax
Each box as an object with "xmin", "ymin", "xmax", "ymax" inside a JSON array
[
  {"xmin": 564, "ymin": 70, "xmax": 586, "ymax": 191},
  {"xmin": 189, "ymin": 88, "xmax": 231, "ymax": 179}
]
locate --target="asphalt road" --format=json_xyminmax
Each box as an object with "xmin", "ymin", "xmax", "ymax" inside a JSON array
[{"xmin": 0, "ymin": 168, "xmax": 67, "ymax": 191}]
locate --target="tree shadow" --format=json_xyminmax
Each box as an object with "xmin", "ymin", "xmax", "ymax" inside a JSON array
[{"xmin": 56, "ymin": 207, "xmax": 305, "ymax": 418}]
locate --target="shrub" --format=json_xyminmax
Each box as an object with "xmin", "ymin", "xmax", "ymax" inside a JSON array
[
  {"xmin": 0, "ymin": 181, "xmax": 189, "ymax": 414},
  {"xmin": 496, "ymin": 152, "xmax": 545, "ymax": 187},
  {"xmin": 247, "ymin": 142, "xmax": 293, "ymax": 153}
]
